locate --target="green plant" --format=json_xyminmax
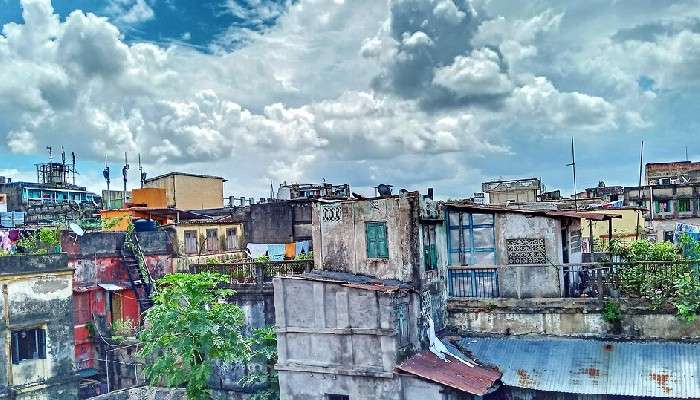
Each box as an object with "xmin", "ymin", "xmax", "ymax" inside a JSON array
[
  {"xmin": 673, "ymin": 272, "xmax": 700, "ymax": 323},
  {"xmin": 602, "ymin": 300, "xmax": 621, "ymax": 324},
  {"xmin": 38, "ymin": 227, "xmax": 60, "ymax": 247},
  {"xmin": 239, "ymin": 326, "xmax": 279, "ymax": 400},
  {"xmin": 295, "ymin": 251, "xmax": 313, "ymax": 261},
  {"xmin": 112, "ymin": 318, "xmax": 136, "ymax": 337},
  {"xmin": 254, "ymin": 255, "xmax": 270, "ymax": 262},
  {"xmin": 101, "ymin": 216, "xmax": 126, "ymax": 230},
  {"xmin": 139, "ymin": 273, "xmax": 248, "ymax": 400}
]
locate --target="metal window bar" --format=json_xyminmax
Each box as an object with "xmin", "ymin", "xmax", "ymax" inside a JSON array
[
  {"xmin": 189, "ymin": 260, "xmax": 313, "ymax": 285},
  {"xmin": 448, "ymin": 268, "xmax": 499, "ymax": 298}
]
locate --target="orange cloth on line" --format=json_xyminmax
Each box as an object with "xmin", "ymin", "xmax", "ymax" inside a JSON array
[{"xmin": 285, "ymin": 242, "xmax": 296, "ymax": 259}]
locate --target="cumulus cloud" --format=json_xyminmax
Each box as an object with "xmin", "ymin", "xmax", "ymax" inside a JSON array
[
  {"xmin": 433, "ymin": 48, "xmax": 513, "ymax": 97},
  {"xmin": 1, "ymin": 0, "xmax": 696, "ymax": 197}
]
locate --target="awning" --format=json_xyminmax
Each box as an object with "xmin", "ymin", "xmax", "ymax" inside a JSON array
[
  {"xmin": 460, "ymin": 336, "xmax": 700, "ymax": 398},
  {"xmin": 97, "ymin": 283, "xmax": 127, "ymax": 291},
  {"xmin": 396, "ymin": 351, "xmax": 501, "ymax": 395}
]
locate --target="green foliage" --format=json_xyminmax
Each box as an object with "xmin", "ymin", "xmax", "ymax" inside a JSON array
[
  {"xmin": 38, "ymin": 227, "xmax": 60, "ymax": 247},
  {"xmin": 111, "ymin": 318, "xmax": 136, "ymax": 338},
  {"xmin": 239, "ymin": 326, "xmax": 279, "ymax": 400},
  {"xmin": 139, "ymin": 273, "xmax": 248, "ymax": 400},
  {"xmin": 294, "ymin": 251, "xmax": 313, "ymax": 261},
  {"xmin": 14, "ymin": 228, "xmax": 62, "ymax": 255},
  {"xmin": 254, "ymin": 255, "xmax": 270, "ymax": 262},
  {"xmin": 602, "ymin": 300, "xmax": 621, "ymax": 324},
  {"xmin": 101, "ymin": 216, "xmax": 126, "ymax": 230},
  {"xmin": 610, "ymin": 238, "xmax": 700, "ymax": 322}
]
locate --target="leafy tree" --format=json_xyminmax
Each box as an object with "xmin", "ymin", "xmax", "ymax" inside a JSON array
[
  {"xmin": 139, "ymin": 273, "xmax": 249, "ymax": 399},
  {"xmin": 239, "ymin": 326, "xmax": 279, "ymax": 400}
]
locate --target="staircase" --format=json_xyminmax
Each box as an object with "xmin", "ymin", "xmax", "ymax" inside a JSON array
[{"xmin": 120, "ymin": 232, "xmax": 155, "ymax": 315}]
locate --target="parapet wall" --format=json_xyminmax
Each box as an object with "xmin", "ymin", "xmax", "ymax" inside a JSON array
[{"xmin": 448, "ymin": 298, "xmax": 700, "ymax": 340}]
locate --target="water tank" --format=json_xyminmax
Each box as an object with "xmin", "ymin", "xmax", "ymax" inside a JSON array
[{"xmin": 133, "ymin": 219, "xmax": 156, "ymax": 232}]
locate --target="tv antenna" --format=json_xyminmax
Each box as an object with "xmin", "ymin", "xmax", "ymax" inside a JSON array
[
  {"xmin": 103, "ymin": 155, "xmax": 111, "ymax": 209},
  {"xmin": 566, "ymin": 137, "xmax": 577, "ymax": 211},
  {"xmin": 122, "ymin": 152, "xmax": 129, "ymax": 206}
]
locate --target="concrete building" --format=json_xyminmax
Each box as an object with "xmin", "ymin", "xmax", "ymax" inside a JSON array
[
  {"xmin": 645, "ymin": 160, "xmax": 700, "ymax": 185},
  {"xmin": 143, "ymin": 172, "xmax": 225, "ymax": 210},
  {"xmin": 0, "ymin": 254, "xmax": 77, "ymax": 399},
  {"xmin": 482, "ymin": 178, "xmax": 542, "ymax": 205},
  {"xmin": 62, "ymin": 230, "xmax": 174, "ymax": 397},
  {"xmin": 276, "ymin": 182, "xmax": 350, "ymax": 200}
]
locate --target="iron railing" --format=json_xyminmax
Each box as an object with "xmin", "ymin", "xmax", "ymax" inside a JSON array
[
  {"xmin": 561, "ymin": 261, "xmax": 699, "ymax": 299},
  {"xmin": 448, "ymin": 267, "xmax": 499, "ymax": 298},
  {"xmin": 188, "ymin": 259, "xmax": 313, "ymax": 286}
]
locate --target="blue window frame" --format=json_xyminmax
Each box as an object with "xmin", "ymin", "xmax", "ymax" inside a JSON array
[{"xmin": 446, "ymin": 210, "xmax": 495, "ymax": 265}]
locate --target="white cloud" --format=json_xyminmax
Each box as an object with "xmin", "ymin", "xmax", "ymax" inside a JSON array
[
  {"xmin": 433, "ymin": 48, "xmax": 513, "ymax": 96},
  {"xmin": 106, "ymin": 0, "xmax": 155, "ymax": 24}
]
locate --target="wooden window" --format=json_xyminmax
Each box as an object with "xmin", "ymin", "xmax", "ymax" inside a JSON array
[
  {"xmin": 678, "ymin": 199, "xmax": 691, "ymax": 213},
  {"xmin": 11, "ymin": 328, "xmax": 46, "ymax": 364},
  {"xmin": 226, "ymin": 228, "xmax": 239, "ymax": 250},
  {"xmin": 447, "ymin": 211, "xmax": 495, "ymax": 265},
  {"xmin": 184, "ymin": 230, "xmax": 198, "ymax": 254},
  {"xmin": 206, "ymin": 229, "xmax": 219, "ymax": 252},
  {"xmin": 365, "ymin": 222, "xmax": 389, "ymax": 259},
  {"xmin": 423, "ymin": 224, "xmax": 437, "ymax": 270}
]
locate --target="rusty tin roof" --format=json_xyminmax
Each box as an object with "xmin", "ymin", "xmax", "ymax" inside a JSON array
[
  {"xmin": 396, "ymin": 351, "xmax": 502, "ymax": 395},
  {"xmin": 460, "ymin": 336, "xmax": 700, "ymax": 398}
]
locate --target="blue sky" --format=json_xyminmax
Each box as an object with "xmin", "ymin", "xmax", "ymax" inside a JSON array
[{"xmin": 1, "ymin": 0, "xmax": 699, "ymax": 198}]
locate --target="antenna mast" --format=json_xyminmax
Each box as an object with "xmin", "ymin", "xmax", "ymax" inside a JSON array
[
  {"xmin": 635, "ymin": 140, "xmax": 644, "ymax": 240},
  {"xmin": 138, "ymin": 153, "xmax": 146, "ymax": 188},
  {"xmin": 71, "ymin": 152, "xmax": 76, "ymax": 185},
  {"xmin": 566, "ymin": 137, "xmax": 577, "ymax": 210},
  {"xmin": 122, "ymin": 152, "xmax": 129, "ymax": 207},
  {"xmin": 103, "ymin": 155, "xmax": 111, "ymax": 209}
]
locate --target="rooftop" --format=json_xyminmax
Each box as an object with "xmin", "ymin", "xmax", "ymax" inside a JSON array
[
  {"xmin": 144, "ymin": 171, "xmax": 226, "ymax": 183},
  {"xmin": 460, "ymin": 335, "xmax": 700, "ymax": 398}
]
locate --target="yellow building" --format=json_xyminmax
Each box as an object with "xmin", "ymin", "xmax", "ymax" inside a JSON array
[
  {"xmin": 143, "ymin": 172, "xmax": 225, "ymax": 210},
  {"xmin": 581, "ymin": 208, "xmax": 644, "ymax": 250},
  {"xmin": 170, "ymin": 216, "xmax": 246, "ymax": 258}
]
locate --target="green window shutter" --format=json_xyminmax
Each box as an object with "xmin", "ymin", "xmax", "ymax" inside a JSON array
[
  {"xmin": 378, "ymin": 223, "xmax": 389, "ymax": 258},
  {"xmin": 366, "ymin": 222, "xmax": 388, "ymax": 258}
]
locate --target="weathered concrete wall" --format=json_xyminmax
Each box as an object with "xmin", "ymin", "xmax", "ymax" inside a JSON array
[
  {"xmin": 63, "ymin": 231, "xmax": 173, "ymax": 258},
  {"xmin": 313, "ymin": 195, "xmax": 420, "ymax": 283},
  {"xmin": 495, "ymin": 213, "xmax": 563, "ymax": 265},
  {"xmin": 448, "ymin": 298, "xmax": 700, "ymax": 339},
  {"xmin": 247, "ymin": 202, "xmax": 294, "ymax": 244},
  {"xmin": 275, "ymin": 277, "xmax": 423, "ymax": 400},
  {"xmin": 496, "ymin": 265, "xmax": 562, "ymax": 298},
  {"xmin": 88, "ymin": 386, "xmax": 186, "ymax": 400},
  {"xmin": 0, "ymin": 254, "xmax": 77, "ymax": 399},
  {"xmin": 278, "ymin": 370, "xmax": 452, "ymax": 400}
]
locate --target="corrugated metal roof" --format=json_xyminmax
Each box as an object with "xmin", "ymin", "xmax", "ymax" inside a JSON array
[
  {"xmin": 460, "ymin": 336, "xmax": 700, "ymax": 398},
  {"xmin": 396, "ymin": 351, "xmax": 501, "ymax": 395}
]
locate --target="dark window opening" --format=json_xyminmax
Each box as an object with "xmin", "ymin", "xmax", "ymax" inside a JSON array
[
  {"xmin": 326, "ymin": 394, "xmax": 350, "ymax": 400},
  {"xmin": 11, "ymin": 328, "xmax": 46, "ymax": 364},
  {"xmin": 423, "ymin": 224, "xmax": 438, "ymax": 271}
]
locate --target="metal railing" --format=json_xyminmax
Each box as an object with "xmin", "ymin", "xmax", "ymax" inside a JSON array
[
  {"xmin": 188, "ymin": 259, "xmax": 313, "ymax": 286},
  {"xmin": 448, "ymin": 267, "xmax": 499, "ymax": 298},
  {"xmin": 561, "ymin": 261, "xmax": 698, "ymax": 299}
]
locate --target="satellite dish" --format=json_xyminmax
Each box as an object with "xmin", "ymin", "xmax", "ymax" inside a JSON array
[{"xmin": 69, "ymin": 223, "xmax": 84, "ymax": 236}]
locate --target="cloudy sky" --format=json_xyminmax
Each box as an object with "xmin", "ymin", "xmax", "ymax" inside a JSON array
[{"xmin": 1, "ymin": 0, "xmax": 699, "ymax": 199}]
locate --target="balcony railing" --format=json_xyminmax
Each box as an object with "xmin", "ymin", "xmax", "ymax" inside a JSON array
[
  {"xmin": 448, "ymin": 261, "xmax": 700, "ymax": 300},
  {"xmin": 188, "ymin": 259, "xmax": 313, "ymax": 286},
  {"xmin": 448, "ymin": 267, "xmax": 499, "ymax": 298}
]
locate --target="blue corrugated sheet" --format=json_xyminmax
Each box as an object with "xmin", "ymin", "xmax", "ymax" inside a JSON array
[
  {"xmin": 0, "ymin": 212, "xmax": 25, "ymax": 228},
  {"xmin": 460, "ymin": 336, "xmax": 700, "ymax": 398}
]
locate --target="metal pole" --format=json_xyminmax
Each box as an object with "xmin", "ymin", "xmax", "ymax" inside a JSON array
[{"xmin": 635, "ymin": 140, "xmax": 644, "ymax": 240}]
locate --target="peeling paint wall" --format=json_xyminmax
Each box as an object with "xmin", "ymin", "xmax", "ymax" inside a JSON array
[
  {"xmin": 448, "ymin": 298, "xmax": 700, "ymax": 339},
  {"xmin": 0, "ymin": 254, "xmax": 77, "ymax": 399}
]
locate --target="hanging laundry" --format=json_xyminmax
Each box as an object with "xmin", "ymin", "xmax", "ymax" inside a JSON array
[
  {"xmin": 247, "ymin": 243, "xmax": 269, "ymax": 259},
  {"xmin": 295, "ymin": 240, "xmax": 311, "ymax": 256},
  {"xmin": 268, "ymin": 244, "xmax": 285, "ymax": 261},
  {"xmin": 284, "ymin": 242, "xmax": 296, "ymax": 259}
]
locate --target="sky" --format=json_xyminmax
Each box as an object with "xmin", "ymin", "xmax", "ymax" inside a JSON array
[{"xmin": 1, "ymin": 0, "xmax": 699, "ymax": 199}]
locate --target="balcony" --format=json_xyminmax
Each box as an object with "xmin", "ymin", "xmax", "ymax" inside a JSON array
[
  {"xmin": 188, "ymin": 259, "xmax": 313, "ymax": 287},
  {"xmin": 448, "ymin": 261, "xmax": 700, "ymax": 300}
]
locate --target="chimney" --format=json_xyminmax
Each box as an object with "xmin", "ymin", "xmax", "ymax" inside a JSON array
[{"xmin": 427, "ymin": 187, "xmax": 434, "ymax": 200}]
